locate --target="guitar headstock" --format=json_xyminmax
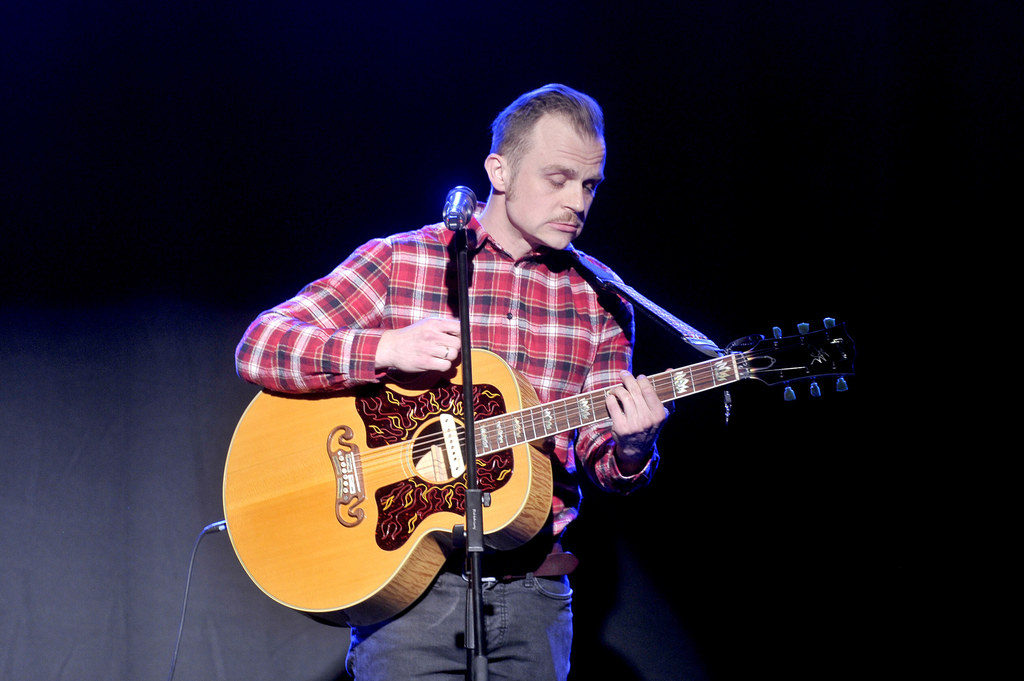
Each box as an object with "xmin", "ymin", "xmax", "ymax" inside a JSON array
[{"xmin": 736, "ymin": 318, "xmax": 855, "ymax": 400}]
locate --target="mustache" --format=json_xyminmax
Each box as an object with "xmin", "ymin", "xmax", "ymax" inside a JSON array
[{"xmin": 551, "ymin": 213, "xmax": 584, "ymax": 228}]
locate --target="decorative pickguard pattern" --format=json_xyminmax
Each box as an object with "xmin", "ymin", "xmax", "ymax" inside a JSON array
[
  {"xmin": 375, "ymin": 450, "xmax": 515, "ymax": 551},
  {"xmin": 353, "ymin": 383, "xmax": 515, "ymax": 551}
]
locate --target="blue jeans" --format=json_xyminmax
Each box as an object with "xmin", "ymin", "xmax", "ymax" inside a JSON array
[{"xmin": 346, "ymin": 571, "xmax": 573, "ymax": 680}]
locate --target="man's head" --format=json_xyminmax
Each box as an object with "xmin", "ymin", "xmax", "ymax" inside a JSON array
[
  {"xmin": 480, "ymin": 85, "xmax": 607, "ymax": 258},
  {"xmin": 489, "ymin": 84, "xmax": 605, "ymax": 178}
]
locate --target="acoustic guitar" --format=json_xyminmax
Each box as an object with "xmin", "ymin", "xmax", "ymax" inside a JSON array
[{"xmin": 222, "ymin": 321, "xmax": 854, "ymax": 625}]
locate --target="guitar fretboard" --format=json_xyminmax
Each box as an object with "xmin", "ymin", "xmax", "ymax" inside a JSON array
[{"xmin": 474, "ymin": 352, "xmax": 748, "ymax": 454}]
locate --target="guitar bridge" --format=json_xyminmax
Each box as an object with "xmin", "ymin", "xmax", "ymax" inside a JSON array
[{"xmin": 327, "ymin": 424, "xmax": 366, "ymax": 528}]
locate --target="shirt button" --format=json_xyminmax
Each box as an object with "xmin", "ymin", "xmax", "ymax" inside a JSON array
[{"xmin": 506, "ymin": 312, "xmax": 514, "ymax": 320}]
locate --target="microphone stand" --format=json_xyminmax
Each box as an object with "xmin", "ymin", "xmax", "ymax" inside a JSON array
[{"xmin": 445, "ymin": 188, "xmax": 489, "ymax": 680}]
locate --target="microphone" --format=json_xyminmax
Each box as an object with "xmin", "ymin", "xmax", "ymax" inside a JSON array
[{"xmin": 442, "ymin": 186, "xmax": 477, "ymax": 231}]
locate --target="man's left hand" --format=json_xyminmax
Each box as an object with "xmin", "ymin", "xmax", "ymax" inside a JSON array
[{"xmin": 604, "ymin": 371, "xmax": 669, "ymax": 475}]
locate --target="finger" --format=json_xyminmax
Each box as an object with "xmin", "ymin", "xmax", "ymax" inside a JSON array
[
  {"xmin": 431, "ymin": 329, "xmax": 461, "ymax": 352},
  {"xmin": 613, "ymin": 373, "xmax": 650, "ymax": 418},
  {"xmin": 608, "ymin": 376, "xmax": 664, "ymax": 430},
  {"xmin": 604, "ymin": 386, "xmax": 631, "ymax": 429},
  {"xmin": 618, "ymin": 371, "xmax": 647, "ymax": 400},
  {"xmin": 432, "ymin": 318, "xmax": 462, "ymax": 337},
  {"xmin": 634, "ymin": 374, "xmax": 667, "ymax": 415}
]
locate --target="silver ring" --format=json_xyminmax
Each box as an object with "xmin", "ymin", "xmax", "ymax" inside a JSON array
[{"xmin": 443, "ymin": 347, "xmax": 450, "ymax": 360}]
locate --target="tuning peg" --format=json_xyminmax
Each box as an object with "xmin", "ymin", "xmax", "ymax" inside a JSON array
[
  {"xmin": 836, "ymin": 377, "xmax": 849, "ymax": 392},
  {"xmin": 798, "ymin": 322, "xmax": 810, "ymax": 335},
  {"xmin": 784, "ymin": 386, "xmax": 796, "ymax": 401},
  {"xmin": 824, "ymin": 317, "xmax": 836, "ymax": 328},
  {"xmin": 810, "ymin": 382, "xmax": 821, "ymax": 397},
  {"xmin": 773, "ymin": 326, "xmax": 782, "ymax": 339}
]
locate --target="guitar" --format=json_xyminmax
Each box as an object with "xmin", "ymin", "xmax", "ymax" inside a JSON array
[{"xmin": 222, "ymin": 321, "xmax": 854, "ymax": 626}]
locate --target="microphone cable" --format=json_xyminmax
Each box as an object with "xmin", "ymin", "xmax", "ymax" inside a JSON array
[{"xmin": 166, "ymin": 519, "xmax": 227, "ymax": 681}]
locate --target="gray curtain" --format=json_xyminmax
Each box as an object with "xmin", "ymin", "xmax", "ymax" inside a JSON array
[{"xmin": 1, "ymin": 302, "xmax": 350, "ymax": 680}]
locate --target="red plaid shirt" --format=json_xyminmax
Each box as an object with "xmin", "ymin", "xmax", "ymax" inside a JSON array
[{"xmin": 235, "ymin": 217, "xmax": 658, "ymax": 534}]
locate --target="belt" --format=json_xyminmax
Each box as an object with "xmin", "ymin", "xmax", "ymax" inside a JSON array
[{"xmin": 445, "ymin": 542, "xmax": 579, "ymax": 582}]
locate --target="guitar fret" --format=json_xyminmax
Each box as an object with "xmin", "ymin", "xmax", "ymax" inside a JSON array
[
  {"xmin": 548, "ymin": 398, "xmax": 576, "ymax": 431},
  {"xmin": 541, "ymin": 406, "xmax": 556, "ymax": 434},
  {"xmin": 512, "ymin": 415, "xmax": 525, "ymax": 443},
  {"xmin": 695, "ymin": 359, "xmax": 719, "ymax": 393},
  {"xmin": 524, "ymin": 407, "xmax": 542, "ymax": 442},
  {"xmin": 557, "ymin": 399, "xmax": 572, "ymax": 432},
  {"xmin": 711, "ymin": 355, "xmax": 737, "ymax": 386},
  {"xmin": 577, "ymin": 395, "xmax": 593, "ymax": 424},
  {"xmin": 555, "ymin": 398, "xmax": 577, "ymax": 432},
  {"xmin": 478, "ymin": 422, "xmax": 491, "ymax": 453},
  {"xmin": 490, "ymin": 422, "xmax": 499, "ymax": 448},
  {"xmin": 671, "ymin": 366, "xmax": 693, "ymax": 397}
]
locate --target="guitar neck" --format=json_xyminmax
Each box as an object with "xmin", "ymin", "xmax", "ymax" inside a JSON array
[{"xmin": 475, "ymin": 353, "xmax": 747, "ymax": 455}]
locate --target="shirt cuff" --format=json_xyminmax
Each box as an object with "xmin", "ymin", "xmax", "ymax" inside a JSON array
[
  {"xmin": 324, "ymin": 328, "xmax": 386, "ymax": 384},
  {"xmin": 592, "ymin": 436, "xmax": 659, "ymax": 494}
]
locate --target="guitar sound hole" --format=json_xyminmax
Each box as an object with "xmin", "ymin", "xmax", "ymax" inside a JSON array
[{"xmin": 410, "ymin": 419, "xmax": 464, "ymax": 484}]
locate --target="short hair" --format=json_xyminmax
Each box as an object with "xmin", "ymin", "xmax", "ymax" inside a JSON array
[{"xmin": 490, "ymin": 84, "xmax": 605, "ymax": 171}]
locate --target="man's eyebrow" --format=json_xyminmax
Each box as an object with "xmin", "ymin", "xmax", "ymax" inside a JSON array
[
  {"xmin": 542, "ymin": 164, "xmax": 577, "ymax": 176},
  {"xmin": 542, "ymin": 165, "xmax": 605, "ymax": 182}
]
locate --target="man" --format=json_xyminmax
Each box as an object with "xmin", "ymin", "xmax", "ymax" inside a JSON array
[{"xmin": 235, "ymin": 84, "xmax": 669, "ymax": 680}]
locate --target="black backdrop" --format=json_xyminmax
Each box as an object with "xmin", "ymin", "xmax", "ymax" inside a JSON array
[{"xmin": 2, "ymin": 2, "xmax": 1011, "ymax": 680}]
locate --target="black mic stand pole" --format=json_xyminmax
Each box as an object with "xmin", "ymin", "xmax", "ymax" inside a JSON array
[{"xmin": 445, "ymin": 187, "xmax": 489, "ymax": 680}]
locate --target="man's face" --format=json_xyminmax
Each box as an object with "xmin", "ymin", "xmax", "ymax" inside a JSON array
[{"xmin": 503, "ymin": 114, "xmax": 606, "ymax": 253}]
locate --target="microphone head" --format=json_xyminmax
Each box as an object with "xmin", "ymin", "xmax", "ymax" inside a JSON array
[{"xmin": 443, "ymin": 186, "xmax": 477, "ymax": 230}]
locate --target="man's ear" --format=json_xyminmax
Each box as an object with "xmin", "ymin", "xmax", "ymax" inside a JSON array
[{"xmin": 484, "ymin": 153, "xmax": 509, "ymax": 193}]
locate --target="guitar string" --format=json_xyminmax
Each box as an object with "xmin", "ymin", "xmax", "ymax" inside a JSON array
[{"xmin": 347, "ymin": 359, "xmax": 731, "ymax": 479}]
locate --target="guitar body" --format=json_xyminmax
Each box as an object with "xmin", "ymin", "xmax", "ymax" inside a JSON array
[{"xmin": 222, "ymin": 349, "xmax": 554, "ymax": 626}]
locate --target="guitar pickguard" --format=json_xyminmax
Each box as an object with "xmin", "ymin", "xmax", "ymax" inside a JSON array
[
  {"xmin": 350, "ymin": 382, "xmax": 515, "ymax": 551},
  {"xmin": 375, "ymin": 450, "xmax": 514, "ymax": 551}
]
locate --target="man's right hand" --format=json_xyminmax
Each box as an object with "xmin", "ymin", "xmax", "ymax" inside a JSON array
[{"xmin": 374, "ymin": 318, "xmax": 462, "ymax": 374}]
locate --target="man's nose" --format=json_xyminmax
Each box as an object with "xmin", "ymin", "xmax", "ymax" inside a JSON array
[{"xmin": 565, "ymin": 184, "xmax": 587, "ymax": 214}]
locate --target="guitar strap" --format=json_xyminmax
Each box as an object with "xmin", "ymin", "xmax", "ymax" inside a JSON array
[{"xmin": 572, "ymin": 253, "xmax": 725, "ymax": 358}]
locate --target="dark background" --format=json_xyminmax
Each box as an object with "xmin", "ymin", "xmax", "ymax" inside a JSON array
[{"xmin": 2, "ymin": 2, "xmax": 1011, "ymax": 680}]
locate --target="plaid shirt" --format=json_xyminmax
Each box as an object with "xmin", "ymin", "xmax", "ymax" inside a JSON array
[{"xmin": 235, "ymin": 217, "xmax": 659, "ymax": 535}]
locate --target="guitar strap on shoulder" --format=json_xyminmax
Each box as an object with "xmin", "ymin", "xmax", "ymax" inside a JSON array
[{"xmin": 572, "ymin": 253, "xmax": 725, "ymax": 358}]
